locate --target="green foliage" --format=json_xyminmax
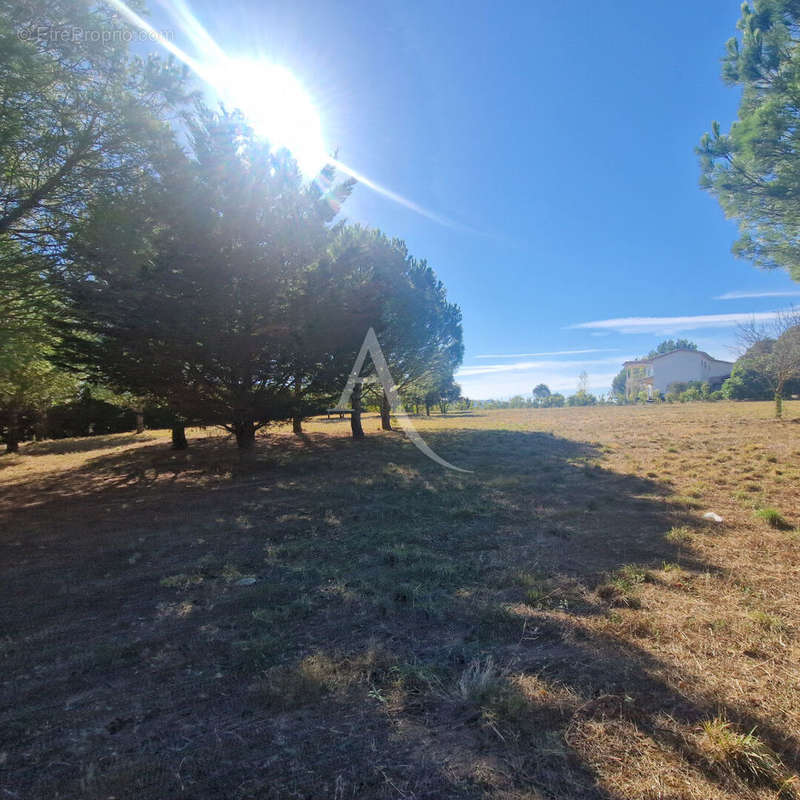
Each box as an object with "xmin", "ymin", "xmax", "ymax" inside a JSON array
[
  {"xmin": 0, "ymin": 0, "xmax": 192, "ymax": 449},
  {"xmin": 43, "ymin": 388, "xmax": 165, "ymax": 439},
  {"xmin": 436, "ymin": 376, "xmax": 462, "ymax": 414},
  {"xmin": 723, "ymin": 325, "xmax": 800, "ymax": 409},
  {"xmin": 666, "ymin": 382, "xmax": 689, "ymax": 402},
  {"xmin": 680, "ymin": 386, "xmax": 703, "ymax": 403},
  {"xmin": 755, "ymin": 507, "xmax": 789, "ymax": 529},
  {"xmin": 698, "ymin": 1, "xmax": 800, "ymax": 280},
  {"xmin": 647, "ymin": 339, "xmax": 698, "ymax": 358},
  {"xmin": 566, "ymin": 390, "xmax": 597, "ymax": 407},
  {"xmin": 63, "ymin": 110, "xmax": 336, "ymax": 445},
  {"xmin": 662, "ymin": 380, "xmax": 724, "ymax": 403},
  {"xmin": 532, "ymin": 383, "xmax": 551, "ymax": 401},
  {"xmin": 357, "ymin": 229, "xmax": 464, "ymax": 419},
  {"xmin": 507, "ymin": 395, "xmax": 530, "ymax": 409},
  {"xmin": 1, "ymin": 4, "xmax": 464, "ymax": 450},
  {"xmin": 722, "ymin": 362, "xmax": 774, "ymax": 400},
  {"xmin": 0, "ymin": 0, "xmax": 191, "ymax": 250},
  {"xmin": 480, "ymin": 392, "xmax": 565, "ymax": 409},
  {"xmin": 0, "ymin": 240, "xmax": 79, "ymax": 448},
  {"xmin": 611, "ymin": 368, "xmax": 627, "ymax": 399},
  {"xmin": 699, "ymin": 716, "xmax": 790, "ymax": 787},
  {"xmin": 63, "ymin": 110, "xmax": 462, "ymax": 447}
]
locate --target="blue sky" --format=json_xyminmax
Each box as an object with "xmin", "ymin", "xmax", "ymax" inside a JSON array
[{"xmin": 140, "ymin": 0, "xmax": 800, "ymax": 398}]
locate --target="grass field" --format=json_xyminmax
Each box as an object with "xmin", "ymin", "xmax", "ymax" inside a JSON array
[{"xmin": 2, "ymin": 402, "xmax": 799, "ymax": 799}]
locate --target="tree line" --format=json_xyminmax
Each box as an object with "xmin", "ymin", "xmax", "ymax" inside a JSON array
[
  {"xmin": 609, "ymin": 330, "xmax": 800, "ymax": 414},
  {"xmin": 0, "ymin": 1, "xmax": 463, "ymax": 452}
]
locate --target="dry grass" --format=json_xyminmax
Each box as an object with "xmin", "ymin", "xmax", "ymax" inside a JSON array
[
  {"xmin": 698, "ymin": 716, "xmax": 793, "ymax": 791},
  {"xmin": 457, "ymin": 656, "xmax": 501, "ymax": 701},
  {"xmin": 1, "ymin": 401, "xmax": 799, "ymax": 799}
]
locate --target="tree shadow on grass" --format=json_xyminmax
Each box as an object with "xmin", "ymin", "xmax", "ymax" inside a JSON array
[
  {"xmin": 0, "ymin": 428, "xmax": 796, "ymax": 798},
  {"xmin": 13, "ymin": 431, "xmax": 161, "ymax": 457}
]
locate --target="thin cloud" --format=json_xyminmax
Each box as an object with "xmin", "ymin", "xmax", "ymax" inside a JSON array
[
  {"xmin": 715, "ymin": 290, "xmax": 800, "ymax": 300},
  {"xmin": 568, "ymin": 311, "xmax": 784, "ymax": 334},
  {"xmin": 457, "ymin": 355, "xmax": 630, "ymax": 377},
  {"xmin": 475, "ymin": 348, "xmax": 619, "ymax": 359}
]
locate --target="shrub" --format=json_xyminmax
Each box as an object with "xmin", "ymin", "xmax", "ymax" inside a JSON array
[
  {"xmin": 47, "ymin": 398, "xmax": 138, "ymax": 438},
  {"xmin": 567, "ymin": 390, "xmax": 597, "ymax": 407},
  {"xmin": 542, "ymin": 393, "xmax": 566, "ymax": 408},
  {"xmin": 680, "ymin": 386, "xmax": 702, "ymax": 402}
]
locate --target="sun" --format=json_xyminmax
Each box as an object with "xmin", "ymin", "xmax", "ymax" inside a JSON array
[{"xmin": 213, "ymin": 59, "xmax": 328, "ymax": 178}]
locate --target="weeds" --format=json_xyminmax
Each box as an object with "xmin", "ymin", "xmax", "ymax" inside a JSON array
[
  {"xmin": 597, "ymin": 564, "xmax": 652, "ymax": 608},
  {"xmin": 755, "ymin": 507, "xmax": 789, "ymax": 529},
  {"xmin": 668, "ymin": 494, "xmax": 704, "ymax": 509},
  {"xmin": 159, "ymin": 573, "xmax": 204, "ymax": 590},
  {"xmin": 699, "ymin": 716, "xmax": 789, "ymax": 788},
  {"xmin": 749, "ymin": 610, "xmax": 785, "ymax": 633},
  {"xmin": 665, "ymin": 525, "xmax": 693, "ymax": 545},
  {"xmin": 457, "ymin": 656, "xmax": 501, "ymax": 702}
]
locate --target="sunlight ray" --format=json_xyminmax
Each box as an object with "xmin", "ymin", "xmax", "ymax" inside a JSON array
[{"xmin": 105, "ymin": 0, "xmax": 464, "ymax": 228}]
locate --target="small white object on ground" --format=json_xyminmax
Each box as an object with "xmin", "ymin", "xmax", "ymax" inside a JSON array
[
  {"xmin": 235, "ymin": 576, "xmax": 257, "ymax": 585},
  {"xmin": 702, "ymin": 512, "xmax": 723, "ymax": 523}
]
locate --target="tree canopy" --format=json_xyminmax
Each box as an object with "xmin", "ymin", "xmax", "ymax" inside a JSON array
[
  {"xmin": 60, "ymin": 109, "xmax": 462, "ymax": 448},
  {"xmin": 2, "ymin": 2, "xmax": 465, "ymax": 453},
  {"xmin": 63, "ymin": 109, "xmax": 353, "ymax": 446},
  {"xmin": 647, "ymin": 339, "xmax": 698, "ymax": 358},
  {"xmin": 723, "ymin": 310, "xmax": 800, "ymax": 415},
  {"xmin": 1, "ymin": 1, "xmax": 191, "ymax": 255},
  {"xmin": 698, "ymin": 0, "xmax": 800, "ymax": 280},
  {"xmin": 532, "ymin": 384, "xmax": 551, "ymax": 401}
]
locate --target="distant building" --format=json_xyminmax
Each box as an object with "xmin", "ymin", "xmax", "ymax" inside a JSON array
[{"xmin": 623, "ymin": 349, "xmax": 733, "ymax": 400}]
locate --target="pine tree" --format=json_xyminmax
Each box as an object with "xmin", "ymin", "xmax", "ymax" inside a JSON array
[{"xmin": 698, "ymin": 1, "xmax": 800, "ymax": 280}]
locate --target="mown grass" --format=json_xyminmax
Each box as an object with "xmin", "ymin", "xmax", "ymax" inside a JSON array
[{"xmin": 1, "ymin": 401, "xmax": 798, "ymax": 799}]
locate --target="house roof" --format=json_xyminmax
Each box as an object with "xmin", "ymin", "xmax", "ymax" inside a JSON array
[{"xmin": 623, "ymin": 348, "xmax": 734, "ymax": 368}]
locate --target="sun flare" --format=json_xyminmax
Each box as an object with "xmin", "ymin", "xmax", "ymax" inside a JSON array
[{"xmin": 212, "ymin": 59, "xmax": 327, "ymax": 177}]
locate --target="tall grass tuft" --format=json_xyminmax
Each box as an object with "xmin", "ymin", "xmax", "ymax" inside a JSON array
[{"xmin": 699, "ymin": 717, "xmax": 789, "ymax": 787}]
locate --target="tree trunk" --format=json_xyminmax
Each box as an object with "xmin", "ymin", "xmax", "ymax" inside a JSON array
[
  {"xmin": 234, "ymin": 419, "xmax": 257, "ymax": 449},
  {"xmin": 425, "ymin": 402, "xmax": 431, "ymax": 416},
  {"xmin": 34, "ymin": 408, "xmax": 48, "ymax": 441},
  {"xmin": 292, "ymin": 372, "xmax": 303, "ymax": 434},
  {"xmin": 351, "ymin": 382, "xmax": 364, "ymax": 440},
  {"xmin": 135, "ymin": 410, "xmax": 144, "ymax": 434},
  {"xmin": 380, "ymin": 391, "xmax": 392, "ymax": 431},
  {"xmin": 775, "ymin": 391, "xmax": 783, "ymax": 419},
  {"xmin": 5, "ymin": 406, "xmax": 20, "ymax": 453},
  {"xmin": 171, "ymin": 424, "xmax": 188, "ymax": 450}
]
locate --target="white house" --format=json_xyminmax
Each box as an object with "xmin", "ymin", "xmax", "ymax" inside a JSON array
[{"xmin": 624, "ymin": 349, "xmax": 734, "ymax": 399}]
